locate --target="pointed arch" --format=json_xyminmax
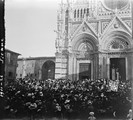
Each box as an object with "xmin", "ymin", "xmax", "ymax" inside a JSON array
[
  {"xmin": 72, "ymin": 33, "xmax": 98, "ymax": 51},
  {"xmin": 101, "ymin": 30, "xmax": 132, "ymax": 50}
]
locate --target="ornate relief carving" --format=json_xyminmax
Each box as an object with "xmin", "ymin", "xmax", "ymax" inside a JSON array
[
  {"xmin": 101, "ymin": 16, "xmax": 132, "ymax": 38},
  {"xmin": 78, "ymin": 42, "xmax": 93, "ymax": 52},
  {"xmin": 107, "ymin": 39, "xmax": 129, "ymax": 50},
  {"xmin": 112, "ymin": 20, "xmax": 120, "ymax": 29},
  {"xmin": 76, "ymin": 52, "xmax": 93, "ymax": 60},
  {"xmin": 117, "ymin": 3, "xmax": 131, "ymax": 17},
  {"xmin": 71, "ymin": 20, "xmax": 98, "ymax": 40},
  {"xmin": 103, "ymin": 0, "xmax": 129, "ymax": 10},
  {"xmin": 110, "ymin": 18, "xmax": 131, "ymax": 33},
  {"xmin": 102, "ymin": 21, "xmax": 110, "ymax": 33},
  {"xmin": 82, "ymin": 26, "xmax": 87, "ymax": 32},
  {"xmin": 71, "ymin": 24, "xmax": 80, "ymax": 36},
  {"xmin": 107, "ymin": 52, "xmax": 130, "ymax": 57},
  {"xmin": 73, "ymin": 40, "xmax": 94, "ymax": 59},
  {"xmin": 62, "ymin": 49, "xmax": 69, "ymax": 55},
  {"xmin": 90, "ymin": 22, "xmax": 98, "ymax": 33},
  {"xmin": 124, "ymin": 20, "xmax": 132, "ymax": 29},
  {"xmin": 97, "ymin": 1, "xmax": 113, "ymax": 18},
  {"xmin": 98, "ymin": 0, "xmax": 131, "ymax": 18},
  {"xmin": 98, "ymin": 1, "xmax": 110, "ymax": 13},
  {"xmin": 77, "ymin": 23, "xmax": 92, "ymax": 34}
]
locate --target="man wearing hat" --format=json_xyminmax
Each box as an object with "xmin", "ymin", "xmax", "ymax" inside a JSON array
[
  {"xmin": 88, "ymin": 112, "xmax": 96, "ymax": 120},
  {"xmin": 127, "ymin": 109, "xmax": 132, "ymax": 120}
]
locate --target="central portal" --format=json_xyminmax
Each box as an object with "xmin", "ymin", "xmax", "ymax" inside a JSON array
[
  {"xmin": 79, "ymin": 63, "xmax": 91, "ymax": 80},
  {"xmin": 110, "ymin": 58, "xmax": 126, "ymax": 81}
]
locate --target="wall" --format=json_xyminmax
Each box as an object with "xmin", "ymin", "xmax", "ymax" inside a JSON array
[{"xmin": 16, "ymin": 57, "xmax": 55, "ymax": 80}]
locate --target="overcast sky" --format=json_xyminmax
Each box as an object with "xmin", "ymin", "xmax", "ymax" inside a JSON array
[{"xmin": 5, "ymin": 0, "xmax": 60, "ymax": 58}]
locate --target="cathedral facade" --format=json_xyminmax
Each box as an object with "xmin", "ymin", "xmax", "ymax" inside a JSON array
[{"xmin": 55, "ymin": 0, "xmax": 133, "ymax": 81}]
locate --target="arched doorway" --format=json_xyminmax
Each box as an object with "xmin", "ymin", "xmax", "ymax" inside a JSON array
[
  {"xmin": 72, "ymin": 33, "xmax": 98, "ymax": 80},
  {"xmin": 101, "ymin": 31, "xmax": 132, "ymax": 80},
  {"xmin": 42, "ymin": 60, "xmax": 55, "ymax": 80},
  {"xmin": 107, "ymin": 38, "xmax": 129, "ymax": 81},
  {"xmin": 110, "ymin": 58, "xmax": 126, "ymax": 81}
]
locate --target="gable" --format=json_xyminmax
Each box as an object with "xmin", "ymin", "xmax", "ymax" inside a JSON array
[
  {"xmin": 101, "ymin": 16, "xmax": 132, "ymax": 38},
  {"xmin": 71, "ymin": 20, "xmax": 98, "ymax": 40}
]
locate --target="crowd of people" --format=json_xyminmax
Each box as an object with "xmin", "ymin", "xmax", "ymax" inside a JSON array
[{"xmin": 4, "ymin": 77, "xmax": 132, "ymax": 119}]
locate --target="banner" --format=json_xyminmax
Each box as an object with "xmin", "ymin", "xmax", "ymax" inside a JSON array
[{"xmin": 108, "ymin": 79, "xmax": 119, "ymax": 92}]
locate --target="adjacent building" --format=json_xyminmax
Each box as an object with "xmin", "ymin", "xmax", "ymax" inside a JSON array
[
  {"xmin": 5, "ymin": 49, "xmax": 20, "ymax": 83},
  {"xmin": 16, "ymin": 57, "xmax": 55, "ymax": 80}
]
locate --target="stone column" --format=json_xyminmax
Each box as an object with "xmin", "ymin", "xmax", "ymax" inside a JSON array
[
  {"xmin": 55, "ymin": 53, "xmax": 62, "ymax": 79},
  {"xmin": 99, "ymin": 54, "xmax": 103, "ymax": 79},
  {"xmin": 107, "ymin": 57, "xmax": 110, "ymax": 80},
  {"xmin": 73, "ymin": 56, "xmax": 77, "ymax": 80},
  {"xmin": 91, "ymin": 58, "xmax": 94, "ymax": 80},
  {"xmin": 68, "ymin": 53, "xmax": 73, "ymax": 80},
  {"xmin": 102, "ymin": 56, "xmax": 106, "ymax": 79},
  {"xmin": 55, "ymin": 50, "xmax": 69, "ymax": 79},
  {"xmin": 105, "ymin": 56, "xmax": 108, "ymax": 79},
  {"xmin": 94, "ymin": 54, "xmax": 98, "ymax": 80},
  {"xmin": 131, "ymin": 52, "xmax": 133, "ymax": 113},
  {"xmin": 131, "ymin": 0, "xmax": 133, "ymax": 112},
  {"xmin": 93, "ymin": 53, "xmax": 98, "ymax": 80},
  {"xmin": 126, "ymin": 56, "xmax": 128, "ymax": 80},
  {"xmin": 127, "ymin": 54, "xmax": 132, "ymax": 80}
]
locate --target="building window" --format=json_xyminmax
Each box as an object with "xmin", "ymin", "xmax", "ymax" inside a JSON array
[
  {"xmin": 7, "ymin": 53, "xmax": 11, "ymax": 63},
  {"xmin": 84, "ymin": 8, "xmax": 86, "ymax": 14},
  {"xmin": 80, "ymin": 9, "xmax": 83, "ymax": 18},
  {"xmin": 10, "ymin": 59, "xmax": 13, "ymax": 65},
  {"xmin": 74, "ymin": 10, "xmax": 76, "ymax": 18},
  {"xmin": 77, "ymin": 9, "xmax": 79, "ymax": 18},
  {"xmin": 20, "ymin": 74, "xmax": 22, "ymax": 77},
  {"xmin": 87, "ymin": 8, "xmax": 89, "ymax": 16},
  {"xmin": 8, "ymin": 72, "xmax": 13, "ymax": 77}
]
